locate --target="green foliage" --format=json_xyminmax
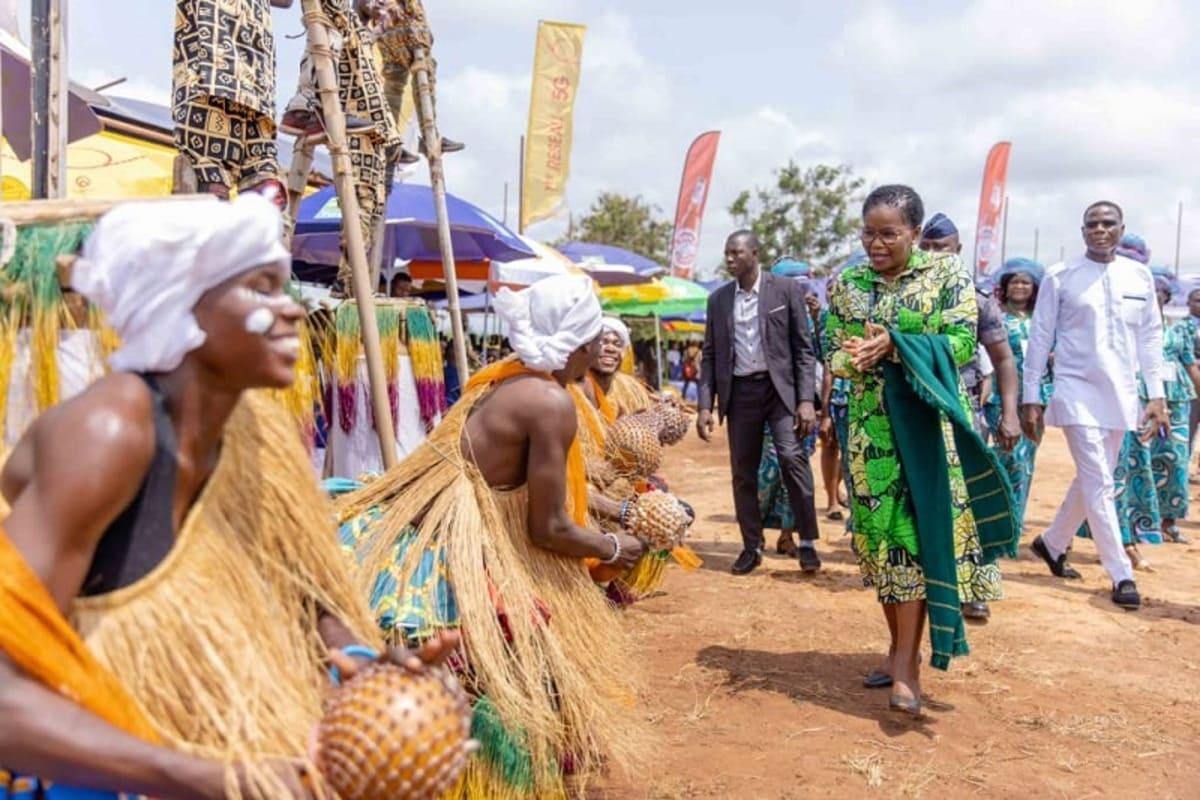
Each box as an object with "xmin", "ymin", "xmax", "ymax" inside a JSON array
[
  {"xmin": 561, "ymin": 192, "xmax": 672, "ymax": 266},
  {"xmin": 727, "ymin": 162, "xmax": 864, "ymax": 271}
]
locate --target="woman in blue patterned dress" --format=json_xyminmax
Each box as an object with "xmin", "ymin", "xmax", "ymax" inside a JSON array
[
  {"xmin": 984, "ymin": 258, "xmax": 1050, "ymax": 532},
  {"xmin": 1147, "ymin": 274, "xmax": 1200, "ymax": 543}
]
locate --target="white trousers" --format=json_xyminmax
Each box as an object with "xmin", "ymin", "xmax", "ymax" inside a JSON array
[{"xmin": 1041, "ymin": 425, "xmax": 1134, "ymax": 585}]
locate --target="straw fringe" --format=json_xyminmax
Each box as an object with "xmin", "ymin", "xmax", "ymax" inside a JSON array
[
  {"xmin": 337, "ymin": 382, "xmax": 647, "ymax": 797},
  {"xmin": 72, "ymin": 392, "xmax": 379, "ymax": 799},
  {"xmin": 606, "ymin": 372, "xmax": 654, "ymax": 417}
]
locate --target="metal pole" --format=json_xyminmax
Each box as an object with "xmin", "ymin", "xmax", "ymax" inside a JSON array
[
  {"xmin": 1033, "ymin": 227, "xmax": 1039, "ymax": 261},
  {"xmin": 30, "ymin": 0, "xmax": 50, "ymax": 199},
  {"xmin": 411, "ymin": 45, "xmax": 470, "ymax": 384},
  {"xmin": 1059, "ymin": 245, "xmax": 1065, "ymax": 263},
  {"xmin": 653, "ymin": 314, "xmax": 662, "ymax": 391},
  {"xmin": 1175, "ymin": 201, "xmax": 1183, "ymax": 276},
  {"xmin": 518, "ymin": 134, "xmax": 526, "ymax": 235},
  {"xmin": 301, "ymin": 0, "xmax": 398, "ymax": 469},
  {"xmin": 999, "ymin": 194, "xmax": 1009, "ymax": 268},
  {"xmin": 502, "ymin": 181, "xmax": 509, "ymax": 226}
]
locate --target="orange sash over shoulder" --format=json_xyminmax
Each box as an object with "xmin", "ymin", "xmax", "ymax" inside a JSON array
[
  {"xmin": 465, "ymin": 360, "xmax": 589, "ymax": 526},
  {"xmin": 586, "ymin": 373, "xmax": 618, "ymax": 425},
  {"xmin": 0, "ymin": 528, "xmax": 160, "ymax": 742}
]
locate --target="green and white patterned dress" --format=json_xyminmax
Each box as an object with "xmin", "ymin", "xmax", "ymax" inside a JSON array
[{"xmin": 825, "ymin": 250, "xmax": 1003, "ymax": 605}]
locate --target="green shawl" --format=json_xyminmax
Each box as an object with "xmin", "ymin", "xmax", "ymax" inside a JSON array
[{"xmin": 882, "ymin": 330, "xmax": 1019, "ymax": 670}]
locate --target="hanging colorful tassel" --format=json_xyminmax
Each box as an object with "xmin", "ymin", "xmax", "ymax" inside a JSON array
[
  {"xmin": 334, "ymin": 303, "xmax": 361, "ymax": 433},
  {"xmin": 404, "ymin": 305, "xmax": 446, "ymax": 431}
]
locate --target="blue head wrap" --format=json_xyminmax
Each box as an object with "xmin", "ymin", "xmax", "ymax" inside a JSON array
[
  {"xmin": 1115, "ymin": 233, "xmax": 1150, "ymax": 264},
  {"xmin": 1154, "ymin": 273, "xmax": 1177, "ymax": 299},
  {"xmin": 921, "ymin": 212, "xmax": 958, "ymax": 240},
  {"xmin": 999, "ymin": 257, "xmax": 1044, "ymax": 285},
  {"xmin": 771, "ymin": 257, "xmax": 811, "ymax": 278}
]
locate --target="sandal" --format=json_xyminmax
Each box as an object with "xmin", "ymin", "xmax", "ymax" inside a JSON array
[
  {"xmin": 775, "ymin": 532, "xmax": 798, "ymax": 558},
  {"xmin": 1163, "ymin": 524, "xmax": 1191, "ymax": 544},
  {"xmin": 888, "ymin": 693, "xmax": 922, "ymax": 716}
]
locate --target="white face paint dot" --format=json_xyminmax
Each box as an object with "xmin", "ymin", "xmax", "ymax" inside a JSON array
[{"xmin": 244, "ymin": 307, "xmax": 275, "ymax": 335}]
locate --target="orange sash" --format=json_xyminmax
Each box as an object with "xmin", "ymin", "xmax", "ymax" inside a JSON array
[
  {"xmin": 586, "ymin": 373, "xmax": 618, "ymax": 425},
  {"xmin": 0, "ymin": 528, "xmax": 160, "ymax": 742}
]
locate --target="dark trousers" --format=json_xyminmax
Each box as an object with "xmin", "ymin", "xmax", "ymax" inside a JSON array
[{"xmin": 726, "ymin": 374, "xmax": 819, "ymax": 552}]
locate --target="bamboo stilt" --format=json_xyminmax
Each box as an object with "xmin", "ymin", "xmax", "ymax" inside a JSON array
[
  {"xmin": 283, "ymin": 134, "xmax": 317, "ymax": 248},
  {"xmin": 301, "ymin": 0, "xmax": 398, "ymax": 469},
  {"xmin": 411, "ymin": 46, "xmax": 470, "ymax": 383}
]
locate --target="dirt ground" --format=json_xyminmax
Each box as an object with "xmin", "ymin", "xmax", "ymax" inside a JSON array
[{"xmin": 600, "ymin": 427, "xmax": 1199, "ymax": 799}]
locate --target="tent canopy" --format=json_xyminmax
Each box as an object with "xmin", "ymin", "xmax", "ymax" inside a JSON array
[{"xmin": 600, "ymin": 275, "xmax": 709, "ymax": 317}]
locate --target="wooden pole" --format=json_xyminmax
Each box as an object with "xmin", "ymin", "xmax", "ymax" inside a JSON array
[
  {"xmin": 517, "ymin": 134, "xmax": 526, "ymax": 235},
  {"xmin": 411, "ymin": 44, "xmax": 470, "ymax": 384},
  {"xmin": 283, "ymin": 135, "xmax": 316, "ymax": 248},
  {"xmin": 999, "ymin": 195, "xmax": 1009, "ymax": 268},
  {"xmin": 301, "ymin": 0, "xmax": 398, "ymax": 469},
  {"xmin": 30, "ymin": 0, "xmax": 50, "ymax": 199},
  {"xmin": 46, "ymin": 0, "xmax": 67, "ymax": 198},
  {"xmin": 1175, "ymin": 201, "xmax": 1183, "ymax": 276}
]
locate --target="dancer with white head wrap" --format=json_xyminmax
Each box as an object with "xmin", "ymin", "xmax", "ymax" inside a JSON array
[
  {"xmin": 337, "ymin": 273, "xmax": 648, "ymax": 798},
  {"xmin": 0, "ymin": 194, "xmax": 460, "ymax": 798}
]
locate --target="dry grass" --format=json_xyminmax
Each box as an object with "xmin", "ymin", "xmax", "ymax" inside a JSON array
[
  {"xmin": 1013, "ymin": 708, "xmax": 1176, "ymax": 750},
  {"xmin": 844, "ymin": 752, "xmax": 885, "ymax": 788}
]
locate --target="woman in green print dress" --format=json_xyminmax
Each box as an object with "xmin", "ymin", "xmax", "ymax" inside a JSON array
[
  {"xmin": 825, "ymin": 185, "xmax": 1002, "ymax": 715},
  {"xmin": 984, "ymin": 258, "xmax": 1051, "ymax": 532}
]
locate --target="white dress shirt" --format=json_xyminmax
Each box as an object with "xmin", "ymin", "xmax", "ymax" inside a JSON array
[
  {"xmin": 732, "ymin": 271, "xmax": 768, "ymax": 376},
  {"xmin": 1024, "ymin": 254, "xmax": 1164, "ymax": 431}
]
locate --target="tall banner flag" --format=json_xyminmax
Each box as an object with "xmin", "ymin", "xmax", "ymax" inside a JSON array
[
  {"xmin": 520, "ymin": 21, "xmax": 585, "ymax": 232},
  {"xmin": 973, "ymin": 141, "xmax": 1012, "ymax": 276},
  {"xmin": 669, "ymin": 131, "xmax": 721, "ymax": 279}
]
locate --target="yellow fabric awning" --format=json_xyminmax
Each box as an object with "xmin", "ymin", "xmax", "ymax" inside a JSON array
[{"xmin": 1, "ymin": 130, "xmax": 176, "ymax": 200}]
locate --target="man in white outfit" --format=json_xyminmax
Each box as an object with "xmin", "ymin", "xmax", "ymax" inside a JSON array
[{"xmin": 1020, "ymin": 201, "xmax": 1167, "ymax": 610}]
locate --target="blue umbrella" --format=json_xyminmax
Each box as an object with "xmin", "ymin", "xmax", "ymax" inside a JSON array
[
  {"xmin": 292, "ymin": 183, "xmax": 534, "ymax": 267},
  {"xmin": 557, "ymin": 241, "xmax": 666, "ymax": 285}
]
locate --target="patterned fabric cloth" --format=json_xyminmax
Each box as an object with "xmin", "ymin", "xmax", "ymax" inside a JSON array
[
  {"xmin": 757, "ymin": 424, "xmax": 817, "ymax": 531},
  {"xmin": 1, "ymin": 772, "xmax": 131, "ymax": 798},
  {"xmin": 172, "ymin": 96, "xmax": 279, "ymax": 190},
  {"xmin": 327, "ymin": 478, "xmax": 460, "ymax": 636},
  {"xmin": 172, "ymin": 0, "xmax": 279, "ymax": 189},
  {"xmin": 376, "ymin": 0, "xmax": 436, "ymax": 122},
  {"xmin": 826, "ymin": 249, "xmax": 1002, "ymax": 604},
  {"xmin": 983, "ymin": 309, "xmax": 1053, "ymax": 530},
  {"xmin": 1152, "ymin": 400, "xmax": 1191, "ymax": 522}
]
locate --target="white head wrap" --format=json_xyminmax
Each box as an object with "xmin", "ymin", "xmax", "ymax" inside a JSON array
[
  {"xmin": 72, "ymin": 193, "xmax": 290, "ymax": 373},
  {"xmin": 600, "ymin": 315, "xmax": 630, "ymax": 351},
  {"xmin": 493, "ymin": 274, "xmax": 602, "ymax": 372}
]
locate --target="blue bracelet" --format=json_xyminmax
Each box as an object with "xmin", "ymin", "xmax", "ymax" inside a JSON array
[{"xmin": 329, "ymin": 644, "xmax": 381, "ymax": 686}]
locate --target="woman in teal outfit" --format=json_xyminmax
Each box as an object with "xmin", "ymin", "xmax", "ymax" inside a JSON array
[
  {"xmin": 984, "ymin": 258, "xmax": 1050, "ymax": 532},
  {"xmin": 1147, "ymin": 273, "xmax": 1200, "ymax": 543}
]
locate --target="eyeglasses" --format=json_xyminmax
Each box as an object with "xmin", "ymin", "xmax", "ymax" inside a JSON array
[{"xmin": 860, "ymin": 229, "xmax": 904, "ymax": 246}]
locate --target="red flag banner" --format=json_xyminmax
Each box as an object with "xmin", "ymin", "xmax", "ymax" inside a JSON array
[
  {"xmin": 973, "ymin": 141, "xmax": 1012, "ymax": 277},
  {"xmin": 669, "ymin": 131, "xmax": 720, "ymax": 279}
]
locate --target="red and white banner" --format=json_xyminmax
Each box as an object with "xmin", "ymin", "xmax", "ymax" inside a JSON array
[
  {"xmin": 973, "ymin": 141, "xmax": 1012, "ymax": 277},
  {"xmin": 668, "ymin": 131, "xmax": 720, "ymax": 279}
]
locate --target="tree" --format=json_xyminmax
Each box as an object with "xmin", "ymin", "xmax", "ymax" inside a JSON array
[
  {"xmin": 727, "ymin": 162, "xmax": 864, "ymax": 272},
  {"xmin": 563, "ymin": 192, "xmax": 673, "ymax": 266}
]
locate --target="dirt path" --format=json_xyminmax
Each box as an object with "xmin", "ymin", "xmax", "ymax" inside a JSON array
[{"xmin": 601, "ymin": 428, "xmax": 1199, "ymax": 799}]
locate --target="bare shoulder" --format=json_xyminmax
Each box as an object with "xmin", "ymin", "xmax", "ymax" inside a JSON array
[
  {"xmin": 489, "ymin": 375, "xmax": 576, "ymax": 433},
  {"xmin": 28, "ymin": 374, "xmax": 157, "ymax": 480}
]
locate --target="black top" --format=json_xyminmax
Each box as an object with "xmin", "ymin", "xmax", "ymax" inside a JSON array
[{"xmin": 80, "ymin": 375, "xmax": 178, "ymax": 597}]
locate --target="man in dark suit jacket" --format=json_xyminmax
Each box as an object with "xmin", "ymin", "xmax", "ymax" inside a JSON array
[{"xmin": 697, "ymin": 230, "xmax": 821, "ymax": 575}]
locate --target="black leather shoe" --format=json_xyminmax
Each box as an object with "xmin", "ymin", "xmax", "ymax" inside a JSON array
[
  {"xmin": 731, "ymin": 549, "xmax": 762, "ymax": 575},
  {"xmin": 1112, "ymin": 579, "xmax": 1141, "ymax": 610},
  {"xmin": 798, "ymin": 545, "xmax": 822, "ymax": 573},
  {"xmin": 961, "ymin": 600, "xmax": 990, "ymax": 621},
  {"xmin": 1031, "ymin": 536, "xmax": 1082, "ymax": 579}
]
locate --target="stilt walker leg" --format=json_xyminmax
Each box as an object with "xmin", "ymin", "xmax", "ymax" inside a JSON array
[{"xmin": 300, "ymin": 0, "xmax": 398, "ymax": 469}]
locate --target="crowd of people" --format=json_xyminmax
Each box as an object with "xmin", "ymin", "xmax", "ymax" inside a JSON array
[{"xmin": 694, "ymin": 188, "xmax": 1186, "ymax": 715}]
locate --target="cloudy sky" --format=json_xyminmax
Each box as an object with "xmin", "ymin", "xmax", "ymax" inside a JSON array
[{"xmin": 13, "ymin": 0, "xmax": 1200, "ymax": 278}]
